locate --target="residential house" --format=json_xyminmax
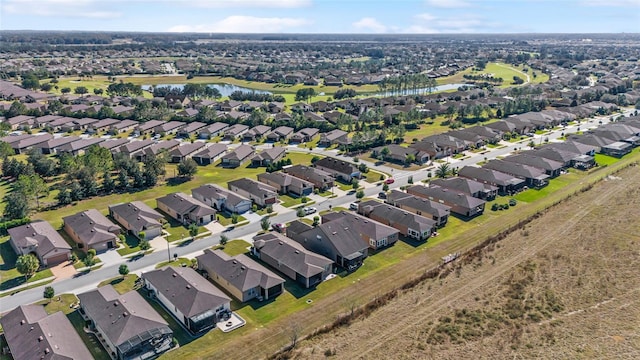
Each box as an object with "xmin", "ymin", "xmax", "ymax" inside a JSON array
[
  {"xmin": 8, "ymin": 220, "xmax": 72, "ymax": 266},
  {"xmin": 223, "ymin": 124, "xmax": 249, "ymax": 140},
  {"xmin": 110, "ymin": 119, "xmax": 138, "ymax": 134},
  {"xmin": 286, "ymin": 220, "xmax": 368, "ymax": 271},
  {"xmin": 198, "ymin": 122, "xmax": 229, "ymax": 139},
  {"xmin": 601, "ymin": 141, "xmax": 633, "ymax": 157},
  {"xmin": 9, "ymin": 133, "xmax": 53, "ymax": 154},
  {"xmin": 266, "ymin": 126, "xmax": 294, "ymax": 142},
  {"xmin": 252, "ymin": 232, "xmax": 333, "ymax": 289},
  {"xmin": 62, "ymin": 209, "xmax": 121, "ymax": 253},
  {"xmin": 0, "ymin": 305, "xmax": 93, "ymax": 360},
  {"xmin": 385, "ymin": 190, "xmax": 451, "ymax": 227},
  {"xmin": 156, "ymin": 192, "xmax": 216, "ymax": 225},
  {"xmin": 525, "ymin": 147, "xmax": 595, "ymax": 170},
  {"xmin": 243, "ymin": 125, "xmax": 271, "ymax": 142},
  {"xmin": 135, "ymin": 140, "xmax": 180, "ymax": 162},
  {"xmin": 154, "ymin": 121, "xmax": 185, "ymax": 135},
  {"xmin": 406, "ymin": 184, "xmax": 486, "ymax": 218},
  {"xmin": 314, "ymin": 157, "xmax": 361, "ymax": 183},
  {"xmin": 115, "ymin": 139, "xmax": 155, "ymax": 158},
  {"xmin": 322, "ymin": 211, "xmax": 400, "ymax": 250},
  {"xmin": 109, "ymin": 201, "xmax": 164, "ymax": 240},
  {"xmin": 504, "ymin": 154, "xmax": 564, "ymax": 178},
  {"xmin": 33, "ymin": 114, "xmax": 62, "ymax": 128},
  {"xmin": 372, "ymin": 144, "xmax": 430, "ymax": 165},
  {"xmin": 99, "ymin": 138, "xmax": 130, "ymax": 152},
  {"xmin": 192, "ymin": 143, "xmax": 228, "ymax": 165},
  {"xmin": 169, "ymin": 142, "xmax": 207, "ymax": 163},
  {"xmin": 56, "ymin": 137, "xmax": 105, "ymax": 156},
  {"xmin": 220, "ymin": 144, "xmax": 255, "ymax": 168},
  {"xmin": 192, "ymin": 184, "xmax": 252, "ymax": 214},
  {"xmin": 257, "ymin": 171, "xmax": 313, "ymax": 197},
  {"xmin": 359, "ymin": 201, "xmax": 437, "ymax": 241},
  {"xmin": 176, "ymin": 121, "xmax": 206, "ymax": 138},
  {"xmin": 251, "ymin": 147, "xmax": 286, "ymax": 166},
  {"xmin": 284, "ymin": 164, "xmax": 334, "ymax": 191},
  {"xmin": 290, "ymin": 128, "xmax": 319, "ymax": 144},
  {"xmin": 318, "ymin": 129, "xmax": 349, "ymax": 147},
  {"xmin": 135, "ymin": 120, "xmax": 164, "ymax": 136},
  {"xmin": 409, "ymin": 140, "xmax": 450, "ymax": 160},
  {"xmin": 483, "ymin": 159, "xmax": 550, "ymax": 188},
  {"xmin": 142, "ymin": 267, "xmax": 231, "ymax": 334},
  {"xmin": 89, "ymin": 118, "xmax": 120, "ymax": 133},
  {"xmin": 197, "ymin": 249, "xmax": 285, "ymax": 302},
  {"xmin": 430, "ymin": 177, "xmax": 498, "ymax": 200},
  {"xmin": 4, "ymin": 115, "xmax": 35, "ymax": 130},
  {"xmin": 420, "ymin": 134, "xmax": 469, "ymax": 154},
  {"xmin": 78, "ymin": 285, "xmax": 173, "ymax": 360},
  {"xmin": 458, "ymin": 166, "xmax": 526, "ymax": 195},
  {"xmin": 36, "ymin": 136, "xmax": 81, "ymax": 155},
  {"xmin": 227, "ymin": 178, "xmax": 278, "ymax": 207}
]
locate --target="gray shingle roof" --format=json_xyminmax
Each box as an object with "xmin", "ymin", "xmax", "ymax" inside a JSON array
[
  {"xmin": 142, "ymin": 266, "xmax": 230, "ymax": 318},
  {"xmin": 253, "ymin": 232, "xmax": 333, "ymax": 278},
  {"xmin": 0, "ymin": 305, "xmax": 93, "ymax": 360},
  {"xmin": 8, "ymin": 220, "xmax": 71, "ymax": 258},
  {"xmin": 78, "ymin": 285, "xmax": 171, "ymax": 349},
  {"xmin": 109, "ymin": 201, "xmax": 164, "ymax": 234},
  {"xmin": 197, "ymin": 249, "xmax": 285, "ymax": 292},
  {"xmin": 62, "ymin": 209, "xmax": 120, "ymax": 245}
]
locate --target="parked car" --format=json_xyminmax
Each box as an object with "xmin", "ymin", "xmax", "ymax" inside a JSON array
[
  {"xmin": 272, "ymin": 223, "xmax": 286, "ymax": 233},
  {"xmin": 385, "ymin": 178, "xmax": 395, "ymax": 184},
  {"xmin": 349, "ymin": 203, "xmax": 359, "ymax": 211},
  {"xmin": 303, "ymin": 207, "xmax": 317, "ymax": 215},
  {"xmin": 378, "ymin": 192, "xmax": 387, "ymax": 199}
]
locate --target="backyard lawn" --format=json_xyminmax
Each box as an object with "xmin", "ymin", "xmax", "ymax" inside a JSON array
[
  {"xmin": 594, "ymin": 153, "xmax": 621, "ymax": 166},
  {"xmin": 67, "ymin": 311, "xmax": 112, "ymax": 360}
]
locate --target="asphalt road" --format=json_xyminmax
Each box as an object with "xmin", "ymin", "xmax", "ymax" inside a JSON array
[{"xmin": 0, "ymin": 110, "xmax": 631, "ymax": 312}]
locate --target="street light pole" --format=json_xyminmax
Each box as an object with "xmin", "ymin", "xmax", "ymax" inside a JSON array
[{"xmin": 166, "ymin": 239, "xmax": 171, "ymax": 262}]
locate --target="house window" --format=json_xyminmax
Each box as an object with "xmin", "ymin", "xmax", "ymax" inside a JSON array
[{"xmin": 369, "ymin": 239, "xmax": 376, "ymax": 247}]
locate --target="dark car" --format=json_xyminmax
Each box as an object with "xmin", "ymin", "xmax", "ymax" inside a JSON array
[{"xmin": 378, "ymin": 192, "xmax": 387, "ymax": 199}]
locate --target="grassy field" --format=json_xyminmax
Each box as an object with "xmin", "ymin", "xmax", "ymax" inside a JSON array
[
  {"xmin": 155, "ymin": 257, "xmax": 192, "ymax": 269},
  {"xmin": 214, "ymin": 239, "xmax": 252, "ymax": 257},
  {"xmin": 38, "ymin": 293, "xmax": 78, "ymax": 315},
  {"xmin": 33, "ymin": 152, "xmax": 316, "ymax": 229},
  {"xmin": 435, "ymin": 62, "xmax": 548, "ymax": 88},
  {"xmin": 288, "ymin": 160, "xmax": 640, "ymax": 359}
]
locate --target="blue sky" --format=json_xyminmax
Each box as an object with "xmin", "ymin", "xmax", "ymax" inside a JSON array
[{"xmin": 1, "ymin": 0, "xmax": 639, "ymax": 33}]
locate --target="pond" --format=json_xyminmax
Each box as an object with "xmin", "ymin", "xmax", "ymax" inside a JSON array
[{"xmin": 142, "ymin": 83, "xmax": 272, "ymax": 97}]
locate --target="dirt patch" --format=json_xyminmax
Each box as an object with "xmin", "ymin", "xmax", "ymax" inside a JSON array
[{"xmin": 284, "ymin": 164, "xmax": 640, "ymax": 359}]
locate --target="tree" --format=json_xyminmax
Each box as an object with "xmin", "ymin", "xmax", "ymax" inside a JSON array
[
  {"xmin": 188, "ymin": 223, "xmax": 199, "ymax": 238},
  {"xmin": 3, "ymin": 192, "xmax": 30, "ymax": 220},
  {"xmin": 528, "ymin": 140, "xmax": 536, "ymax": 149},
  {"xmin": 93, "ymin": 88, "xmax": 104, "ymax": 95},
  {"xmin": 14, "ymin": 174, "xmax": 49, "ymax": 209},
  {"xmin": 117, "ymin": 170, "xmax": 129, "ymax": 189},
  {"xmin": 60, "ymin": 87, "xmax": 71, "ymax": 94},
  {"xmin": 356, "ymin": 190, "xmax": 365, "ymax": 199},
  {"xmin": 296, "ymin": 207, "xmax": 306, "ymax": 217},
  {"xmin": 231, "ymin": 213, "xmax": 239, "ymax": 224},
  {"xmin": 56, "ymin": 187, "xmax": 72, "ymax": 206},
  {"xmin": 351, "ymin": 178, "xmax": 359, "ymax": 190},
  {"xmin": 139, "ymin": 240, "xmax": 151, "ymax": 251},
  {"xmin": 435, "ymin": 163, "xmax": 451, "ymax": 179},
  {"xmin": 405, "ymin": 153, "xmax": 416, "ymax": 165},
  {"xmin": 260, "ymin": 216, "xmax": 270, "ymax": 231},
  {"xmin": 0, "ymin": 142, "xmax": 14, "ymax": 158},
  {"xmin": 16, "ymin": 254, "xmax": 40, "ymax": 279},
  {"xmin": 380, "ymin": 146, "xmax": 390, "ymax": 159},
  {"xmin": 177, "ymin": 158, "xmax": 198, "ymax": 179},
  {"xmin": 312, "ymin": 215, "xmax": 320, "ymax": 226},
  {"xmin": 43, "ymin": 286, "xmax": 55, "ymax": 302},
  {"xmin": 83, "ymin": 254, "xmax": 96, "ymax": 270},
  {"xmin": 74, "ymin": 86, "xmax": 88, "ymax": 95},
  {"xmin": 119, "ymin": 264, "xmax": 129, "ymax": 277},
  {"xmin": 21, "ymin": 74, "xmax": 40, "ymax": 90},
  {"xmin": 382, "ymin": 183, "xmax": 389, "ymax": 191},
  {"xmin": 220, "ymin": 234, "xmax": 228, "ymax": 246},
  {"xmin": 102, "ymin": 171, "xmax": 115, "ymax": 193}
]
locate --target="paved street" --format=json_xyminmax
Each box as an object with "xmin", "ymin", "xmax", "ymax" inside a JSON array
[{"xmin": 0, "ymin": 110, "xmax": 631, "ymax": 312}]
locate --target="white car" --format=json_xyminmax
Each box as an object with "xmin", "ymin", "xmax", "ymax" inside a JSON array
[
  {"xmin": 349, "ymin": 203, "xmax": 359, "ymax": 211},
  {"xmin": 303, "ymin": 207, "xmax": 317, "ymax": 215}
]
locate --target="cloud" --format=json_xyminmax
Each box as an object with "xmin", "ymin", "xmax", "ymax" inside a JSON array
[
  {"xmin": 187, "ymin": 0, "xmax": 312, "ymax": 8},
  {"xmin": 582, "ymin": 0, "xmax": 640, "ymax": 6},
  {"xmin": 425, "ymin": 0, "xmax": 471, "ymax": 8},
  {"xmin": 352, "ymin": 17, "xmax": 388, "ymax": 33},
  {"xmin": 2, "ymin": 0, "xmax": 121, "ymax": 18},
  {"xmin": 168, "ymin": 16, "xmax": 311, "ymax": 33}
]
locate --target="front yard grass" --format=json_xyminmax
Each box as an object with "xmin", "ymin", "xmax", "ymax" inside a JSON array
[
  {"xmin": 363, "ymin": 170, "xmax": 386, "ymax": 183},
  {"xmin": 98, "ymin": 274, "xmax": 139, "ymax": 295},
  {"xmin": 38, "ymin": 293, "xmax": 78, "ymax": 315},
  {"xmin": 155, "ymin": 257, "xmax": 192, "ymax": 269},
  {"xmin": 116, "ymin": 233, "xmax": 142, "ymax": 256},
  {"xmin": 213, "ymin": 239, "xmax": 252, "ymax": 256},
  {"xmin": 0, "ymin": 235, "xmax": 55, "ymax": 291},
  {"xmin": 279, "ymin": 194, "xmax": 311, "ymax": 208},
  {"xmin": 217, "ymin": 213, "xmax": 247, "ymax": 226}
]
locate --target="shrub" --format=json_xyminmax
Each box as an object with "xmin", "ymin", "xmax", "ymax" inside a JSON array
[
  {"xmin": 70, "ymin": 253, "xmax": 78, "ymax": 263},
  {"xmin": 297, "ymin": 207, "xmax": 305, "ymax": 217},
  {"xmin": 509, "ymin": 198, "xmax": 517, "ymax": 206},
  {"xmin": 87, "ymin": 249, "xmax": 97, "ymax": 257},
  {"xmin": 491, "ymin": 203, "xmax": 499, "ymax": 211},
  {"xmin": 231, "ymin": 213, "xmax": 239, "ymax": 224},
  {"xmin": 301, "ymin": 196, "xmax": 309, "ymax": 203},
  {"xmin": 252, "ymin": 204, "xmax": 258, "ymax": 212},
  {"xmin": 266, "ymin": 205, "xmax": 273, "ymax": 214},
  {"xmin": 139, "ymin": 240, "xmax": 151, "ymax": 251},
  {"xmin": 138, "ymin": 231, "xmax": 146, "ymax": 239}
]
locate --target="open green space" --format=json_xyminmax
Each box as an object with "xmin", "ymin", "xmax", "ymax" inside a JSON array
[
  {"xmin": 514, "ymin": 171, "xmax": 581, "ymax": 203},
  {"xmin": 33, "ymin": 152, "xmax": 317, "ymax": 229},
  {"xmin": 98, "ymin": 274, "xmax": 139, "ymax": 295},
  {"xmin": 594, "ymin": 153, "xmax": 621, "ymax": 166}
]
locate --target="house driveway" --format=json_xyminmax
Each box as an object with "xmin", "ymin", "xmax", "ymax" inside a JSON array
[
  {"xmin": 98, "ymin": 249, "xmax": 123, "ymax": 266},
  {"xmin": 243, "ymin": 211, "xmax": 262, "ymax": 223},
  {"xmin": 50, "ymin": 261, "xmax": 77, "ymax": 281},
  {"xmin": 204, "ymin": 222, "xmax": 225, "ymax": 234}
]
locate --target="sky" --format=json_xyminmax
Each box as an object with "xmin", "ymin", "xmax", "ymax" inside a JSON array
[{"xmin": 1, "ymin": 0, "xmax": 639, "ymax": 34}]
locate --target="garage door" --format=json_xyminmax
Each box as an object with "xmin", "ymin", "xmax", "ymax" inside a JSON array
[{"xmin": 46, "ymin": 253, "xmax": 69, "ymax": 266}]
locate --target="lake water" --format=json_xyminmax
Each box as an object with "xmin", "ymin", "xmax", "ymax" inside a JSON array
[{"xmin": 142, "ymin": 83, "xmax": 272, "ymax": 97}]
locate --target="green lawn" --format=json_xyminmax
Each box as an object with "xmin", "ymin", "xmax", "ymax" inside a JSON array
[
  {"xmin": 139, "ymin": 289, "xmax": 192, "ymax": 346},
  {"xmin": 38, "ymin": 293, "xmax": 79, "ymax": 315},
  {"xmin": 217, "ymin": 213, "xmax": 247, "ymax": 226},
  {"xmin": 116, "ymin": 233, "xmax": 142, "ymax": 255},
  {"xmin": 98, "ymin": 274, "xmax": 139, "ymax": 295},
  {"xmin": 214, "ymin": 239, "xmax": 252, "ymax": 256},
  {"xmin": 514, "ymin": 171, "xmax": 581, "ymax": 203},
  {"xmin": 33, "ymin": 152, "xmax": 317, "ymax": 229},
  {"xmin": 67, "ymin": 310, "xmax": 112, "ymax": 360},
  {"xmin": 156, "ymin": 257, "xmax": 193, "ymax": 269},
  {"xmin": 363, "ymin": 170, "xmax": 386, "ymax": 183},
  {"xmin": 594, "ymin": 153, "xmax": 621, "ymax": 166},
  {"xmin": 279, "ymin": 194, "xmax": 308, "ymax": 208}
]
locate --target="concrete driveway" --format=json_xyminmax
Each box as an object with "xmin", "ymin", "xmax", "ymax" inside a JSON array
[
  {"xmin": 98, "ymin": 249, "xmax": 123, "ymax": 266},
  {"xmin": 50, "ymin": 261, "xmax": 77, "ymax": 281}
]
